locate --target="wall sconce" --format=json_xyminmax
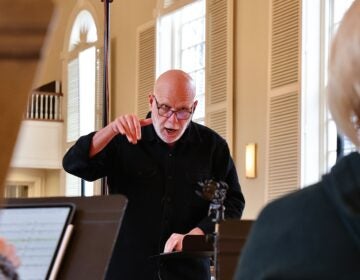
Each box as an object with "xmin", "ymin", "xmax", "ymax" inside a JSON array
[{"xmin": 245, "ymin": 143, "xmax": 257, "ymax": 179}]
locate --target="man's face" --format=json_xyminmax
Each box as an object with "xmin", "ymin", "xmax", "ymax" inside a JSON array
[
  {"xmin": 150, "ymin": 93, "xmax": 197, "ymax": 145},
  {"xmin": 149, "ymin": 70, "xmax": 198, "ymax": 145}
]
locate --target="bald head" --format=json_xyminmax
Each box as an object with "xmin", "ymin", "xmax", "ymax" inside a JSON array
[
  {"xmin": 327, "ymin": 0, "xmax": 360, "ymax": 146},
  {"xmin": 154, "ymin": 69, "xmax": 196, "ymax": 101}
]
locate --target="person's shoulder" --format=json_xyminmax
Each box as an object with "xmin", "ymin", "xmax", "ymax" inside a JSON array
[
  {"xmin": 243, "ymin": 182, "xmax": 328, "ymax": 257},
  {"xmin": 257, "ymin": 182, "xmax": 324, "ymax": 224},
  {"xmin": 192, "ymin": 121, "xmax": 216, "ymax": 134},
  {"xmin": 191, "ymin": 122, "xmax": 226, "ymax": 143}
]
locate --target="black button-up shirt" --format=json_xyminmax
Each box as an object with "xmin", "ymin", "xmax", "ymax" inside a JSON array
[{"xmin": 63, "ymin": 121, "xmax": 245, "ymax": 280}]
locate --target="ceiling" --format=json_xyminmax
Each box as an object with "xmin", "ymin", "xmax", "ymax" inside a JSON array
[{"xmin": 0, "ymin": 0, "xmax": 54, "ymax": 60}]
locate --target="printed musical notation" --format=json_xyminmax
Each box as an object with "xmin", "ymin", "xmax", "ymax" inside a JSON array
[{"xmin": 0, "ymin": 207, "xmax": 71, "ymax": 280}]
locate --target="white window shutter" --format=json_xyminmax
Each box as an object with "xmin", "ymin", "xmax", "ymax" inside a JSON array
[
  {"xmin": 267, "ymin": 0, "xmax": 301, "ymax": 201},
  {"xmin": 136, "ymin": 21, "xmax": 156, "ymax": 118},
  {"xmin": 95, "ymin": 47, "xmax": 104, "ymax": 130},
  {"xmin": 205, "ymin": 0, "xmax": 234, "ymax": 153},
  {"xmin": 67, "ymin": 58, "xmax": 80, "ymax": 143},
  {"xmin": 93, "ymin": 47, "xmax": 105, "ymax": 195}
]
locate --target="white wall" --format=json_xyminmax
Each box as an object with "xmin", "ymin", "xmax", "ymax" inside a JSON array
[{"xmin": 233, "ymin": 0, "xmax": 270, "ymax": 219}]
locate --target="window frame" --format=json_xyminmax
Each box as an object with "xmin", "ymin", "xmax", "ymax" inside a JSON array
[
  {"xmin": 156, "ymin": 0, "xmax": 206, "ymax": 124},
  {"xmin": 301, "ymin": 0, "xmax": 355, "ymax": 188},
  {"xmin": 63, "ymin": 9, "xmax": 102, "ymax": 197}
]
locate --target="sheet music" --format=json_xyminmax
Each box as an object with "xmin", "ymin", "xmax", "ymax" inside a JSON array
[{"xmin": 0, "ymin": 207, "xmax": 72, "ymax": 280}]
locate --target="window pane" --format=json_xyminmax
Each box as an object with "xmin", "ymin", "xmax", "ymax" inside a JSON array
[
  {"xmin": 69, "ymin": 10, "xmax": 98, "ymax": 51},
  {"xmin": 66, "ymin": 173, "xmax": 81, "ymax": 197},
  {"xmin": 193, "ymin": 68, "xmax": 205, "ymax": 95},
  {"xmin": 157, "ymin": 14, "xmax": 173, "ymax": 74},
  {"xmin": 79, "ymin": 46, "xmax": 96, "ymax": 136},
  {"xmin": 181, "ymin": 44, "xmax": 205, "ymax": 72},
  {"xmin": 157, "ymin": 0, "xmax": 206, "ymax": 124},
  {"xmin": 66, "ymin": 11, "xmax": 99, "ymax": 197},
  {"xmin": 181, "ymin": 18, "xmax": 205, "ymax": 49},
  {"xmin": 181, "ymin": 0, "xmax": 205, "ymax": 22},
  {"xmin": 84, "ymin": 181, "xmax": 94, "ymax": 196}
]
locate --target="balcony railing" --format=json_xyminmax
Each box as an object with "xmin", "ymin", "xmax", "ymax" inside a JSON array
[{"xmin": 25, "ymin": 81, "xmax": 63, "ymax": 121}]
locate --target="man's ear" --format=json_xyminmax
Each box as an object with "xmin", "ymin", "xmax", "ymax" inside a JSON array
[
  {"xmin": 192, "ymin": 100, "xmax": 198, "ymax": 112},
  {"xmin": 148, "ymin": 93, "xmax": 154, "ymax": 108}
]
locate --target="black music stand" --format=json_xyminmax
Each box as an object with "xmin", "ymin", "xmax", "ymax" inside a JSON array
[
  {"xmin": 5, "ymin": 195, "xmax": 127, "ymax": 280},
  {"xmin": 217, "ymin": 219, "xmax": 253, "ymax": 280}
]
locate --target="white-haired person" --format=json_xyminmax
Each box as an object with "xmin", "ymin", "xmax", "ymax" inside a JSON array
[{"xmin": 234, "ymin": 1, "xmax": 360, "ymax": 279}]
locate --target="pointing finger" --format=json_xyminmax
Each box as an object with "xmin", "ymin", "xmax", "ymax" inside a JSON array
[{"xmin": 140, "ymin": 118, "xmax": 152, "ymax": 127}]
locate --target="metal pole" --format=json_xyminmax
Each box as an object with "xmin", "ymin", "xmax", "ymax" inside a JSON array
[
  {"xmin": 101, "ymin": 0, "xmax": 113, "ymax": 195},
  {"xmin": 81, "ymin": 179, "xmax": 85, "ymax": 196}
]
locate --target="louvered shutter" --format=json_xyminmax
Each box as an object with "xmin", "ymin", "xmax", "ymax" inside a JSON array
[
  {"xmin": 92, "ymin": 47, "xmax": 105, "ymax": 195},
  {"xmin": 67, "ymin": 58, "xmax": 80, "ymax": 142},
  {"xmin": 136, "ymin": 21, "xmax": 156, "ymax": 118},
  {"xmin": 95, "ymin": 47, "xmax": 104, "ymax": 130},
  {"xmin": 205, "ymin": 0, "xmax": 234, "ymax": 153},
  {"xmin": 267, "ymin": 0, "xmax": 301, "ymax": 201},
  {"xmin": 65, "ymin": 58, "xmax": 81, "ymax": 196}
]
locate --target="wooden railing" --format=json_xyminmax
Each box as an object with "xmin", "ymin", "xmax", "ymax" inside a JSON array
[{"xmin": 25, "ymin": 81, "xmax": 63, "ymax": 121}]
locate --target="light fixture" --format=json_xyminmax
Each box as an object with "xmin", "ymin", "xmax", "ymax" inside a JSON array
[{"xmin": 245, "ymin": 143, "xmax": 257, "ymax": 179}]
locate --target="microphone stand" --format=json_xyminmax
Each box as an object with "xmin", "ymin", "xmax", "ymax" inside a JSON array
[
  {"xmin": 100, "ymin": 0, "xmax": 113, "ymax": 195},
  {"xmin": 197, "ymin": 180, "xmax": 228, "ymax": 280}
]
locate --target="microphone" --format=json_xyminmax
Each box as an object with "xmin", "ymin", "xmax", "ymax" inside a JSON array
[{"xmin": 196, "ymin": 179, "xmax": 228, "ymax": 221}]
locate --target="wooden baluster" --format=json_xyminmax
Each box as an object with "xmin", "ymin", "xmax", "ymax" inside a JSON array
[
  {"xmin": 45, "ymin": 95, "xmax": 48, "ymax": 120},
  {"xmin": 55, "ymin": 95, "xmax": 58, "ymax": 120},
  {"xmin": 40, "ymin": 94, "xmax": 43, "ymax": 119},
  {"xmin": 35, "ymin": 94, "xmax": 39, "ymax": 119}
]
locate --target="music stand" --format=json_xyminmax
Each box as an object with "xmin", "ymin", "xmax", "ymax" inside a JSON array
[{"xmin": 5, "ymin": 194, "xmax": 127, "ymax": 280}]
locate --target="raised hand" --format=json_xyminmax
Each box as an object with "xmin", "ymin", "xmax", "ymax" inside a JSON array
[
  {"xmin": 90, "ymin": 115, "xmax": 152, "ymax": 157},
  {"xmin": 111, "ymin": 115, "xmax": 152, "ymax": 144}
]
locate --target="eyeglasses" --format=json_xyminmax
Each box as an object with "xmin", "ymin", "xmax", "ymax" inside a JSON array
[{"xmin": 153, "ymin": 95, "xmax": 194, "ymax": 120}]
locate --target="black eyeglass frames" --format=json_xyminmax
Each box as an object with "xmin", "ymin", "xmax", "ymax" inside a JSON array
[{"xmin": 153, "ymin": 95, "xmax": 194, "ymax": 120}]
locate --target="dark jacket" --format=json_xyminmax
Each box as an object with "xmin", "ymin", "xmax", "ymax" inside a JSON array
[
  {"xmin": 234, "ymin": 152, "xmax": 360, "ymax": 280},
  {"xmin": 63, "ymin": 121, "xmax": 245, "ymax": 280}
]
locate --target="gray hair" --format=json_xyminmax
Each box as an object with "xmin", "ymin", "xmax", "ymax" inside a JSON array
[{"xmin": 327, "ymin": 0, "xmax": 360, "ymax": 147}]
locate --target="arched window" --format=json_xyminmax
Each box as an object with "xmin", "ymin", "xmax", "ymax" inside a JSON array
[{"xmin": 65, "ymin": 9, "xmax": 103, "ymax": 197}]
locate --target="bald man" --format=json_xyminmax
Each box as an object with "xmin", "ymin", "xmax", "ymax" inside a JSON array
[{"xmin": 63, "ymin": 69, "xmax": 245, "ymax": 280}]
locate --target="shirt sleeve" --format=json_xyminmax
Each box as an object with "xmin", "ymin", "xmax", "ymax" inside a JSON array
[{"xmin": 62, "ymin": 132, "xmax": 116, "ymax": 181}]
